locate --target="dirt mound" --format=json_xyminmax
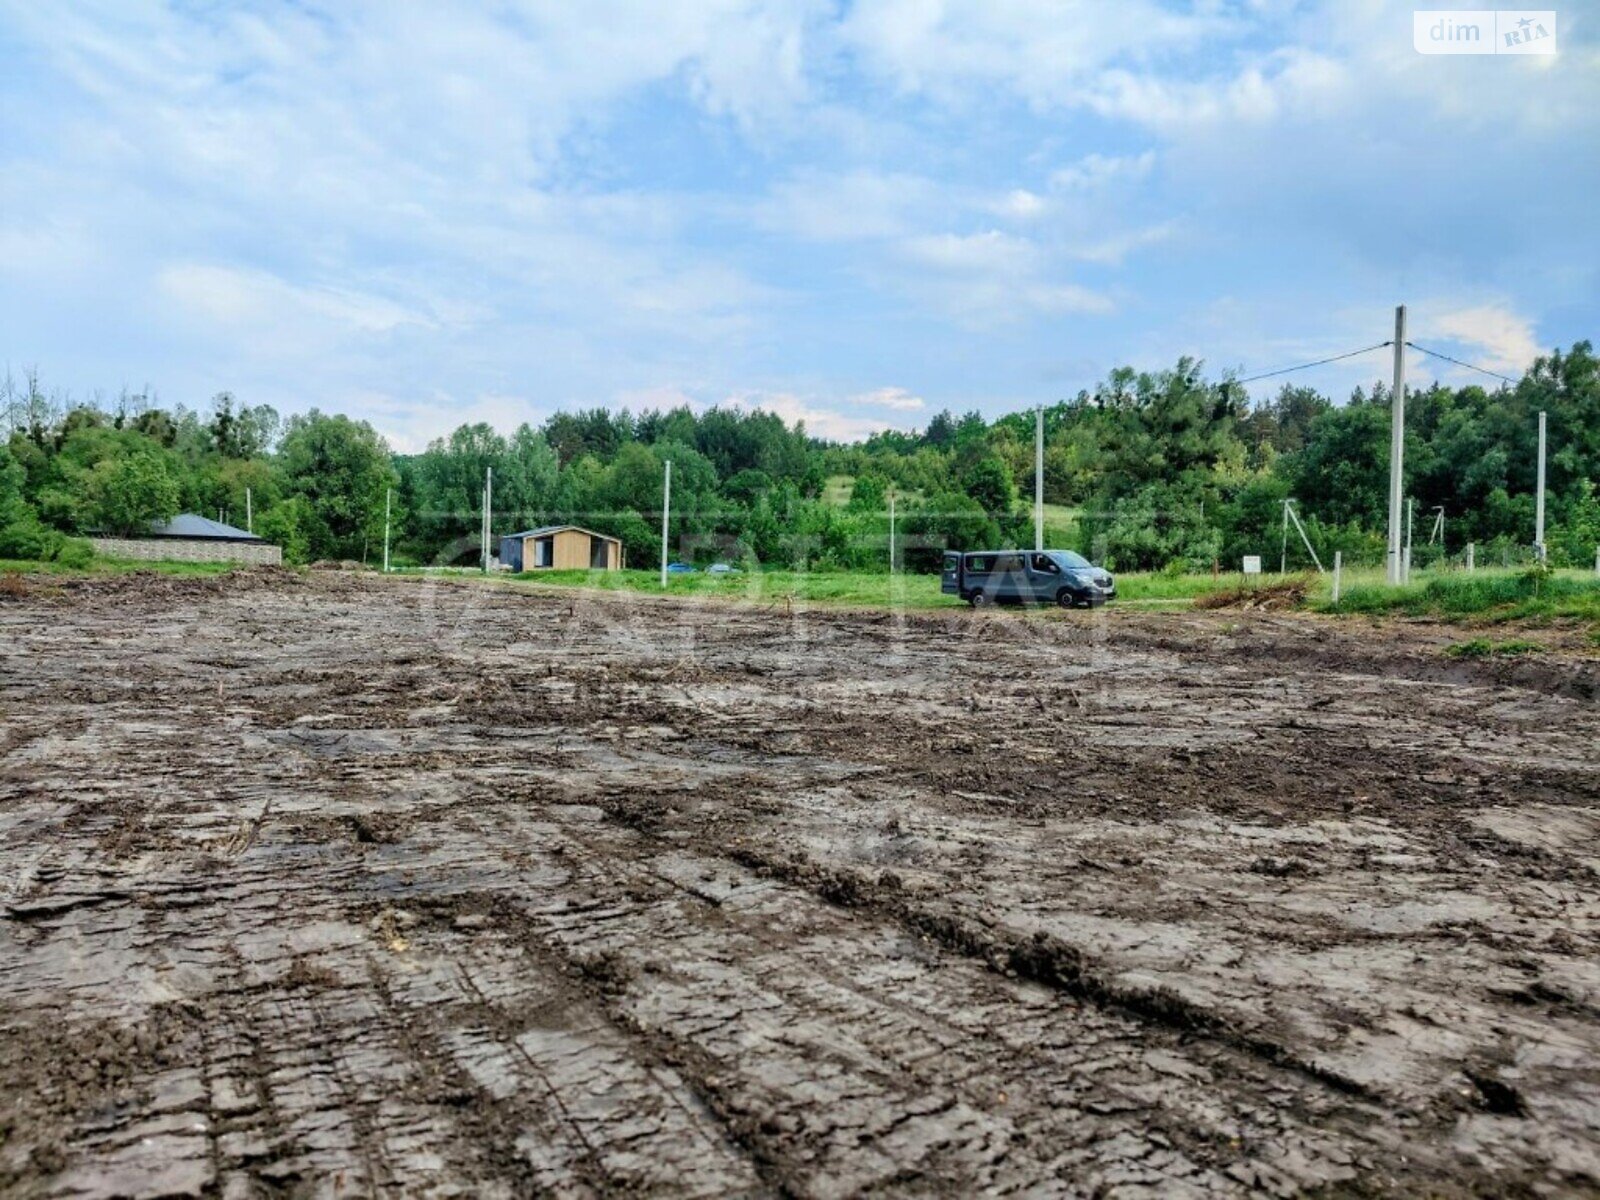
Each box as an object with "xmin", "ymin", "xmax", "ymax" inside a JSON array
[
  {"xmin": 308, "ymin": 559, "xmax": 368, "ymax": 572},
  {"xmin": 43, "ymin": 564, "xmax": 305, "ymax": 605},
  {"xmin": 1194, "ymin": 578, "xmax": 1309, "ymax": 611}
]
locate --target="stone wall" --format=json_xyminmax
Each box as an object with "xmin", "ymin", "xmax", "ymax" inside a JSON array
[{"xmin": 90, "ymin": 537, "xmax": 283, "ymax": 566}]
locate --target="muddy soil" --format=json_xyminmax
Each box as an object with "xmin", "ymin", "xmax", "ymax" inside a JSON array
[{"xmin": 2, "ymin": 570, "xmax": 1598, "ymax": 1198}]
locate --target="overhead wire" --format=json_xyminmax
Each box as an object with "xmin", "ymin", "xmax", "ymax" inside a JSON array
[
  {"xmin": 1404, "ymin": 341, "xmax": 1519, "ymax": 386},
  {"xmin": 1229, "ymin": 340, "xmax": 1393, "ymax": 386}
]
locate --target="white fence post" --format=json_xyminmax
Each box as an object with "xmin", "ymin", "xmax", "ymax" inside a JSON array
[
  {"xmin": 1332, "ymin": 551, "xmax": 1342, "ymax": 604},
  {"xmin": 1466, "ymin": 542, "xmax": 1475, "ymax": 573}
]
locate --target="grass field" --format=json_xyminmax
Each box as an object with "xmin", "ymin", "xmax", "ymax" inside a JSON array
[
  {"xmin": 1324, "ymin": 567, "xmax": 1600, "ymax": 626},
  {"xmin": 7, "ymin": 554, "xmax": 1597, "ymax": 633},
  {"xmin": 0, "ymin": 557, "xmax": 240, "ymax": 577}
]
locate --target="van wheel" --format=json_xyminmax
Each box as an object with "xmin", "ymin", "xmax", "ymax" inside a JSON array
[
  {"xmin": 1056, "ymin": 588, "xmax": 1078, "ymax": 609},
  {"xmin": 968, "ymin": 591, "xmax": 989, "ymax": 608}
]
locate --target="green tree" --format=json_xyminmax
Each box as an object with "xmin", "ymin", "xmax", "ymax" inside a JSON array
[
  {"xmin": 276, "ymin": 411, "xmax": 396, "ymax": 561},
  {"xmin": 85, "ymin": 450, "xmax": 181, "ymax": 535},
  {"xmin": 961, "ymin": 457, "xmax": 1015, "ymax": 516}
]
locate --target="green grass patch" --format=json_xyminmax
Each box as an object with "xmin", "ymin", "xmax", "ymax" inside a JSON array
[
  {"xmin": 1444, "ymin": 637, "xmax": 1545, "ymax": 659},
  {"xmin": 1324, "ymin": 568, "xmax": 1600, "ymax": 625},
  {"xmin": 498, "ymin": 565, "xmax": 1266, "ymax": 610},
  {"xmin": 0, "ymin": 556, "xmax": 252, "ymax": 577},
  {"xmin": 501, "ymin": 568, "xmax": 957, "ymax": 608},
  {"xmin": 821, "ymin": 475, "xmax": 855, "ymax": 506},
  {"xmin": 1112, "ymin": 572, "xmax": 1258, "ymax": 603}
]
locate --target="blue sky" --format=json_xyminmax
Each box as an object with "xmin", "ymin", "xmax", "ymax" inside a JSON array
[{"xmin": 1, "ymin": 1, "xmax": 1595, "ymax": 449}]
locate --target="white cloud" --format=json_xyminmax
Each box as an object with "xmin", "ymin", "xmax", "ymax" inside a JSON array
[
  {"xmin": 756, "ymin": 169, "xmax": 935, "ymax": 242},
  {"xmin": 850, "ymin": 386, "xmax": 924, "ymax": 411},
  {"xmin": 0, "ymin": 1, "xmax": 1589, "ymax": 435},
  {"xmin": 725, "ymin": 390, "xmax": 900, "ymax": 442},
  {"xmin": 1049, "ymin": 150, "xmax": 1156, "ymax": 192},
  {"xmin": 158, "ymin": 264, "xmax": 433, "ymax": 336},
  {"xmin": 901, "ymin": 230, "xmax": 1034, "ymax": 274},
  {"xmin": 992, "ymin": 189, "xmax": 1046, "ymax": 220},
  {"xmin": 1426, "ymin": 304, "xmax": 1543, "ymax": 376},
  {"xmin": 896, "ymin": 231, "xmax": 1113, "ymax": 325},
  {"xmin": 1081, "ymin": 50, "xmax": 1349, "ymax": 131},
  {"xmin": 838, "ymin": 0, "xmax": 1229, "ymax": 107}
]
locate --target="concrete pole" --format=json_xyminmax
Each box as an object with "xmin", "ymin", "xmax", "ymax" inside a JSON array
[
  {"xmin": 1280, "ymin": 499, "xmax": 1290, "ymax": 574},
  {"xmin": 246, "ymin": 487, "xmax": 253, "ymax": 534},
  {"xmin": 1404, "ymin": 497, "xmax": 1414, "ymax": 584},
  {"xmin": 1387, "ymin": 305, "xmax": 1407, "ymax": 584},
  {"xmin": 659, "ymin": 460, "xmax": 672, "ymax": 587},
  {"xmin": 1034, "ymin": 405, "xmax": 1044, "ymax": 552},
  {"xmin": 383, "ymin": 487, "xmax": 391, "ymax": 574},
  {"xmin": 482, "ymin": 467, "xmax": 493, "ymax": 573},
  {"xmin": 1466, "ymin": 541, "xmax": 1475, "ymax": 573},
  {"xmin": 1535, "ymin": 411, "xmax": 1547, "ymax": 563},
  {"xmin": 889, "ymin": 490, "xmax": 896, "ymax": 574},
  {"xmin": 1332, "ymin": 550, "xmax": 1342, "ymax": 604}
]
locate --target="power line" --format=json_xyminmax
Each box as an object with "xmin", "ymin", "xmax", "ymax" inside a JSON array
[
  {"xmin": 1404, "ymin": 341, "xmax": 1519, "ymax": 386},
  {"xmin": 1231, "ymin": 340, "xmax": 1393, "ymax": 386}
]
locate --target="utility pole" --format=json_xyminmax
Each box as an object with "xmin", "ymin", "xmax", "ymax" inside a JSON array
[
  {"xmin": 1535, "ymin": 410, "xmax": 1547, "ymax": 563},
  {"xmin": 659, "ymin": 460, "xmax": 672, "ymax": 587},
  {"xmin": 888, "ymin": 489, "xmax": 896, "ymax": 574},
  {"xmin": 1034, "ymin": 405, "xmax": 1044, "ymax": 552},
  {"xmin": 1404, "ymin": 497, "xmax": 1414, "ymax": 583},
  {"xmin": 1280, "ymin": 498, "xmax": 1290, "ymax": 575},
  {"xmin": 482, "ymin": 466, "xmax": 493, "ymax": 572},
  {"xmin": 383, "ymin": 487, "xmax": 392, "ymax": 574},
  {"xmin": 246, "ymin": 487, "xmax": 253, "ymax": 535},
  {"xmin": 1386, "ymin": 305, "xmax": 1407, "ymax": 584}
]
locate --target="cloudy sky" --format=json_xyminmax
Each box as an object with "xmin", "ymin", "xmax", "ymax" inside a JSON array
[{"xmin": 1, "ymin": 1, "xmax": 1595, "ymax": 450}]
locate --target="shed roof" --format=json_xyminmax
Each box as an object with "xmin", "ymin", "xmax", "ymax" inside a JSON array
[
  {"xmin": 502, "ymin": 524, "xmax": 620, "ymax": 543},
  {"xmin": 147, "ymin": 513, "xmax": 263, "ymax": 542}
]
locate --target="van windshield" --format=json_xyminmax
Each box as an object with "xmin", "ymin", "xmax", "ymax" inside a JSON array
[{"xmin": 1055, "ymin": 551, "xmax": 1092, "ymax": 570}]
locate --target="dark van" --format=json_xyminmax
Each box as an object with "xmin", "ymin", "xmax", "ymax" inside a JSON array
[{"xmin": 941, "ymin": 550, "xmax": 1116, "ymax": 608}]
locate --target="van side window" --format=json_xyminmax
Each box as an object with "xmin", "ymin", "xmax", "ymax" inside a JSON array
[
  {"xmin": 1031, "ymin": 553, "xmax": 1059, "ymax": 574},
  {"xmin": 966, "ymin": 555, "xmax": 992, "ymax": 573}
]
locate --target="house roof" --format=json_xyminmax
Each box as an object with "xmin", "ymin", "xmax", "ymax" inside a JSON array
[
  {"xmin": 501, "ymin": 524, "xmax": 620, "ymax": 542},
  {"xmin": 147, "ymin": 513, "xmax": 263, "ymax": 542}
]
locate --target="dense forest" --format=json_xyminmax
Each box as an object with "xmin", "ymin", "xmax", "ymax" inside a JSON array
[{"xmin": 3, "ymin": 342, "xmax": 1597, "ymax": 574}]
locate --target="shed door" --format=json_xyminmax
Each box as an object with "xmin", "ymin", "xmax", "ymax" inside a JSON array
[
  {"xmin": 589, "ymin": 536, "xmax": 608, "ymax": 569},
  {"xmin": 534, "ymin": 537, "xmax": 553, "ymax": 568}
]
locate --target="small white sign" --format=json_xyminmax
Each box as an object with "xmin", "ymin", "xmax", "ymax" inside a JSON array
[
  {"xmin": 1414, "ymin": 10, "xmax": 1556, "ymax": 55},
  {"xmin": 1242, "ymin": 556, "xmax": 1262, "ymax": 575}
]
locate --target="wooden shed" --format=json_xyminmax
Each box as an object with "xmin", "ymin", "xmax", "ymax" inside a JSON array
[{"xmin": 500, "ymin": 525, "xmax": 623, "ymax": 571}]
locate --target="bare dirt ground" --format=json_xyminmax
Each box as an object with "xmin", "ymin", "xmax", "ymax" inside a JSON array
[{"xmin": 2, "ymin": 569, "xmax": 1598, "ymax": 1199}]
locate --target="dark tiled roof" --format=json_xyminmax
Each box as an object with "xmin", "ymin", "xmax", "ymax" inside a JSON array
[{"xmin": 147, "ymin": 513, "xmax": 262, "ymax": 541}]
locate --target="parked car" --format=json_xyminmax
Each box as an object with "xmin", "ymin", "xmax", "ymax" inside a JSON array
[
  {"xmin": 706, "ymin": 562, "xmax": 741, "ymax": 575},
  {"xmin": 666, "ymin": 562, "xmax": 697, "ymax": 574},
  {"xmin": 941, "ymin": 549, "xmax": 1115, "ymax": 608}
]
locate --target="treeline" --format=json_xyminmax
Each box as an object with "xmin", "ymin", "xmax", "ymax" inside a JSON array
[{"xmin": 2, "ymin": 341, "xmax": 1597, "ymax": 573}]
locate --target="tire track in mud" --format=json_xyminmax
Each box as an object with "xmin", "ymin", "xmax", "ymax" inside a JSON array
[
  {"xmin": 3, "ymin": 571, "xmax": 1598, "ymax": 1197},
  {"xmin": 446, "ymin": 788, "xmax": 1413, "ymax": 1196}
]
